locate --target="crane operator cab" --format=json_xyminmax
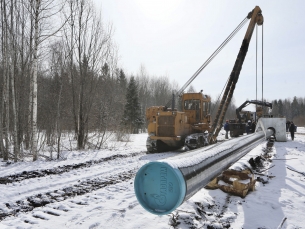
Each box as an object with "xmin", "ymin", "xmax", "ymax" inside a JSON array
[
  {"xmin": 182, "ymin": 92, "xmax": 211, "ymax": 150},
  {"xmin": 182, "ymin": 92, "xmax": 211, "ymax": 126}
]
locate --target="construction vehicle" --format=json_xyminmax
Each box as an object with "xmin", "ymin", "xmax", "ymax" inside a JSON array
[
  {"xmin": 146, "ymin": 93, "xmax": 211, "ymax": 152},
  {"xmin": 146, "ymin": 6, "xmax": 264, "ymax": 153},
  {"xmin": 228, "ymin": 100, "xmax": 273, "ymax": 137}
]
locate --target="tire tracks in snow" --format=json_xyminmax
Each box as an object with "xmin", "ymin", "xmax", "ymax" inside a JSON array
[
  {"xmin": 0, "ymin": 168, "xmax": 137, "ymax": 221},
  {"xmin": 0, "ymin": 151, "xmax": 147, "ymax": 221},
  {"xmin": 0, "ymin": 150, "xmax": 181, "ymax": 222},
  {"xmin": 0, "ymin": 151, "xmax": 144, "ymax": 184}
]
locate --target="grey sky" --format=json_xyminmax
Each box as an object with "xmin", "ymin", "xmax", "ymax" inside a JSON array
[{"xmin": 97, "ymin": 0, "xmax": 305, "ymax": 109}]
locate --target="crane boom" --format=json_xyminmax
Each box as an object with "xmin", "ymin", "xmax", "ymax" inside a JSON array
[
  {"xmin": 209, "ymin": 6, "xmax": 264, "ymax": 144},
  {"xmin": 236, "ymin": 100, "xmax": 272, "ymax": 123},
  {"xmin": 164, "ymin": 14, "xmax": 250, "ymax": 108}
]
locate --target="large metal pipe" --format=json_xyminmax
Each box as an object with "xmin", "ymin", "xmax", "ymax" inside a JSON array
[{"xmin": 134, "ymin": 129, "xmax": 273, "ymax": 215}]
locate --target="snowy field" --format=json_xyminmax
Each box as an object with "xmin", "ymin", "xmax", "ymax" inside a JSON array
[{"xmin": 1, "ymin": 127, "xmax": 305, "ymax": 229}]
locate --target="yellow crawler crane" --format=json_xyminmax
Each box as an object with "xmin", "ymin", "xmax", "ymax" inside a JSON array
[
  {"xmin": 146, "ymin": 93, "xmax": 211, "ymax": 153},
  {"xmin": 146, "ymin": 6, "xmax": 264, "ymax": 153}
]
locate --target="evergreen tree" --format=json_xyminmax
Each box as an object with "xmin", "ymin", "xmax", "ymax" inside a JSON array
[
  {"xmin": 271, "ymin": 100, "xmax": 279, "ymax": 116},
  {"xmin": 283, "ymin": 99, "xmax": 292, "ymax": 120},
  {"xmin": 121, "ymin": 76, "xmax": 145, "ymax": 134},
  {"xmin": 102, "ymin": 63, "xmax": 110, "ymax": 79},
  {"xmin": 118, "ymin": 69, "xmax": 127, "ymax": 91},
  {"xmin": 300, "ymin": 102, "xmax": 305, "ymax": 117},
  {"xmin": 291, "ymin": 96, "xmax": 299, "ymax": 119},
  {"xmin": 278, "ymin": 99, "xmax": 283, "ymax": 117}
]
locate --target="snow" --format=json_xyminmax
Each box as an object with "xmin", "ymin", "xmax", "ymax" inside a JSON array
[
  {"xmin": 161, "ymin": 131, "xmax": 265, "ymax": 169},
  {"xmin": 1, "ymin": 128, "xmax": 305, "ymax": 229}
]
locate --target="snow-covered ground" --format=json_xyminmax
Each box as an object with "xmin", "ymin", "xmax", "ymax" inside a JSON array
[{"xmin": 1, "ymin": 128, "xmax": 305, "ymax": 229}]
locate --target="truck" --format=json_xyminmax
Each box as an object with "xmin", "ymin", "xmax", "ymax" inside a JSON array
[
  {"xmin": 228, "ymin": 100, "xmax": 273, "ymax": 137},
  {"xmin": 146, "ymin": 6, "xmax": 264, "ymax": 153}
]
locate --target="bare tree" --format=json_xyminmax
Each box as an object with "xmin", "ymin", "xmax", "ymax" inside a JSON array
[
  {"xmin": 62, "ymin": 0, "xmax": 114, "ymax": 149},
  {"xmin": 187, "ymin": 85, "xmax": 196, "ymax": 93},
  {"xmin": 9, "ymin": 0, "xmax": 20, "ymax": 162},
  {"xmin": 0, "ymin": 0, "xmax": 10, "ymax": 160},
  {"xmin": 27, "ymin": 0, "xmax": 68, "ymax": 161},
  {"xmin": 136, "ymin": 65, "xmax": 151, "ymax": 111}
]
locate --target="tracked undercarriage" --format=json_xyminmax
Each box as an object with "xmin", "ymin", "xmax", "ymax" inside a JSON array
[
  {"xmin": 146, "ymin": 137, "xmax": 183, "ymax": 153},
  {"xmin": 146, "ymin": 132, "xmax": 210, "ymax": 153},
  {"xmin": 145, "ymin": 93, "xmax": 212, "ymax": 154},
  {"xmin": 184, "ymin": 132, "xmax": 209, "ymax": 150}
]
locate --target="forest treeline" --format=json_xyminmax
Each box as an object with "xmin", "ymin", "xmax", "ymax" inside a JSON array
[
  {"xmin": 271, "ymin": 97, "xmax": 305, "ymax": 126},
  {"xmin": 0, "ymin": 0, "xmax": 303, "ymax": 162},
  {"xmin": 0, "ymin": 0, "xmax": 235, "ymax": 162}
]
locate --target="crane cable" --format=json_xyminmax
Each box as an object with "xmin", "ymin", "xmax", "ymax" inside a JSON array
[
  {"xmin": 255, "ymin": 23, "xmax": 264, "ymax": 117},
  {"xmin": 255, "ymin": 24, "xmax": 258, "ymax": 122},
  {"xmin": 165, "ymin": 17, "xmax": 249, "ymax": 108},
  {"xmin": 262, "ymin": 25, "xmax": 264, "ymax": 104},
  {"xmin": 214, "ymin": 20, "xmax": 264, "ymax": 123},
  {"xmin": 210, "ymin": 76, "xmax": 229, "ymax": 118},
  {"xmin": 209, "ymin": 17, "xmax": 250, "ymax": 116}
]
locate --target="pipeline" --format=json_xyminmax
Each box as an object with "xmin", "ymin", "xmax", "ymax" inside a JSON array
[{"xmin": 134, "ymin": 129, "xmax": 273, "ymax": 215}]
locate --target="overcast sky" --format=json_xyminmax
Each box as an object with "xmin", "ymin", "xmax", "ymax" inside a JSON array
[{"xmin": 95, "ymin": 0, "xmax": 305, "ymax": 110}]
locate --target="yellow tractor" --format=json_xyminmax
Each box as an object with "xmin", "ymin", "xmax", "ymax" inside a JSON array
[{"xmin": 146, "ymin": 92, "xmax": 211, "ymax": 152}]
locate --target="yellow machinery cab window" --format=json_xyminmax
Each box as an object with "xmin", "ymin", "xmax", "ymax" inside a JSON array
[
  {"xmin": 202, "ymin": 102, "xmax": 210, "ymax": 117},
  {"xmin": 184, "ymin": 99, "xmax": 200, "ymax": 110}
]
